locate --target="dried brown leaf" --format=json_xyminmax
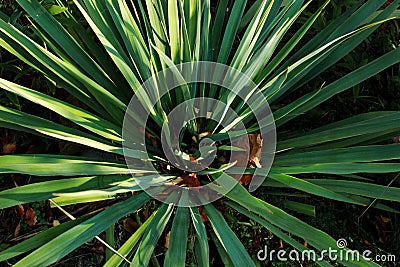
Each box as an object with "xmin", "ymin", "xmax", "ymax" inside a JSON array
[
  {"xmin": 13, "ymin": 222, "xmax": 21, "ymax": 237},
  {"xmin": 2, "ymin": 143, "xmax": 16, "ymax": 154},
  {"xmin": 25, "ymin": 207, "xmax": 38, "ymax": 226},
  {"xmin": 1, "ymin": 136, "xmax": 16, "ymax": 155},
  {"xmin": 239, "ymin": 174, "xmax": 254, "ymax": 186},
  {"xmin": 122, "ymin": 217, "xmax": 138, "ymax": 233},
  {"xmin": 363, "ymin": 239, "xmax": 372, "ymax": 246},
  {"xmin": 231, "ymin": 136, "xmax": 250, "ymax": 168},
  {"xmin": 179, "ymin": 173, "xmax": 200, "ymax": 187},
  {"xmin": 15, "ymin": 204, "xmax": 24, "ymax": 219},
  {"xmin": 279, "ymin": 239, "xmax": 284, "ymax": 249},
  {"xmin": 199, "ymin": 132, "xmax": 211, "ymax": 138},
  {"xmin": 248, "ymin": 133, "xmax": 263, "ymax": 168},
  {"xmin": 231, "ymin": 134, "xmax": 263, "ymax": 185},
  {"xmin": 380, "ymin": 215, "xmax": 390, "ymax": 223},
  {"xmin": 199, "ymin": 207, "xmax": 208, "ymax": 222},
  {"xmin": 164, "ymin": 231, "xmax": 171, "ymax": 248}
]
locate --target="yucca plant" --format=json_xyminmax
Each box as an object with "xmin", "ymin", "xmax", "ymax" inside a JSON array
[{"xmin": 0, "ymin": 0, "xmax": 400, "ymax": 266}]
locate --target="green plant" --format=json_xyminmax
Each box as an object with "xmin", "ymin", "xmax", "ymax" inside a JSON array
[{"xmin": 0, "ymin": 0, "xmax": 400, "ymax": 266}]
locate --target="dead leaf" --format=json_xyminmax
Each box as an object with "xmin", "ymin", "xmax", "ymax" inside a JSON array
[
  {"xmin": 231, "ymin": 134, "xmax": 263, "ymax": 185},
  {"xmin": 13, "ymin": 222, "xmax": 21, "ymax": 237},
  {"xmin": 143, "ymin": 207, "xmax": 150, "ymax": 220},
  {"xmin": 199, "ymin": 207, "xmax": 208, "ymax": 222},
  {"xmin": 363, "ymin": 239, "xmax": 372, "ymax": 246},
  {"xmin": 25, "ymin": 207, "xmax": 38, "ymax": 226},
  {"xmin": 122, "ymin": 217, "xmax": 138, "ymax": 233},
  {"xmin": 239, "ymin": 174, "xmax": 254, "ymax": 186},
  {"xmin": 199, "ymin": 132, "xmax": 211, "ymax": 138},
  {"xmin": 380, "ymin": 215, "xmax": 390, "ymax": 223},
  {"xmin": 2, "ymin": 143, "xmax": 16, "ymax": 154},
  {"xmin": 178, "ymin": 173, "xmax": 200, "ymax": 187},
  {"xmin": 1, "ymin": 136, "xmax": 16, "ymax": 155},
  {"xmin": 15, "ymin": 204, "xmax": 24, "ymax": 219},
  {"xmin": 90, "ymin": 245, "xmax": 105, "ymax": 254},
  {"xmin": 164, "ymin": 231, "xmax": 171, "ymax": 248},
  {"xmin": 53, "ymin": 220, "xmax": 60, "ymax": 227},
  {"xmin": 248, "ymin": 133, "xmax": 263, "ymax": 168},
  {"xmin": 231, "ymin": 135, "xmax": 250, "ymax": 168}
]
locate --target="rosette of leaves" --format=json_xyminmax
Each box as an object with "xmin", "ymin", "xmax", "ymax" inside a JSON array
[{"xmin": 0, "ymin": 0, "xmax": 400, "ymax": 266}]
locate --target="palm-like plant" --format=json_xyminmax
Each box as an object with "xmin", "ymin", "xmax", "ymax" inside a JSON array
[{"xmin": 0, "ymin": 0, "xmax": 400, "ymax": 266}]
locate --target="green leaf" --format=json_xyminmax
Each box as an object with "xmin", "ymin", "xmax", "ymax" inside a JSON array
[
  {"xmin": 0, "ymin": 216, "xmax": 89, "ymax": 261},
  {"xmin": 0, "ymin": 105, "xmax": 130, "ymax": 156},
  {"xmin": 104, "ymin": 0, "xmax": 151, "ymax": 82},
  {"xmin": 0, "ymin": 7, "xmax": 126, "ymax": 122},
  {"xmin": 168, "ymin": 0, "xmax": 180, "ymax": 63},
  {"xmin": 267, "ymin": 173, "xmax": 364, "ymax": 204},
  {"xmin": 262, "ymin": 179, "xmax": 400, "ymax": 214},
  {"xmin": 16, "ymin": 0, "xmax": 129, "ymax": 103},
  {"xmin": 104, "ymin": 212, "xmax": 156, "ymax": 267},
  {"xmin": 291, "ymin": 1, "xmax": 400, "ymax": 91},
  {"xmin": 225, "ymin": 201, "xmax": 332, "ymax": 267},
  {"xmin": 0, "ymin": 78, "xmax": 122, "ymax": 141},
  {"xmin": 305, "ymin": 179, "xmax": 400, "ymax": 202},
  {"xmin": 261, "ymin": 0, "xmax": 330, "ymax": 78},
  {"xmin": 131, "ymin": 203, "xmax": 174, "ymax": 266},
  {"xmin": 0, "ymin": 154, "xmax": 146, "ymax": 176},
  {"xmin": 71, "ymin": 0, "xmax": 144, "ymax": 103},
  {"xmin": 211, "ymin": 0, "xmax": 228, "ymax": 60},
  {"xmin": 210, "ymin": 173, "xmax": 375, "ymax": 266},
  {"xmin": 105, "ymin": 224, "xmax": 115, "ymax": 261},
  {"xmin": 164, "ymin": 207, "xmax": 189, "ymax": 267},
  {"xmin": 272, "ymin": 163, "xmax": 400, "ymax": 175},
  {"xmin": 204, "ymin": 203, "xmax": 255, "ymax": 267},
  {"xmin": 210, "ymin": 232, "xmax": 235, "ymax": 266},
  {"xmin": 190, "ymin": 207, "xmax": 209, "ymax": 267},
  {"xmin": 275, "ymin": 144, "xmax": 400, "ymax": 166},
  {"xmin": 282, "ymin": 200, "xmax": 315, "ymax": 217},
  {"xmin": 231, "ymin": 0, "xmax": 274, "ymax": 71},
  {"xmin": 15, "ymin": 193, "xmax": 151, "ymax": 266},
  {"xmin": 275, "ymin": 47, "xmax": 400, "ymax": 127},
  {"xmin": 217, "ymin": 0, "xmax": 247, "ymax": 64},
  {"xmin": 244, "ymin": 1, "xmax": 311, "ymax": 82},
  {"xmin": 277, "ymin": 112, "xmax": 400, "ymax": 150},
  {"xmin": 46, "ymin": 4, "xmax": 68, "ymax": 15},
  {"xmin": 0, "ymin": 175, "xmax": 130, "ymax": 208}
]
